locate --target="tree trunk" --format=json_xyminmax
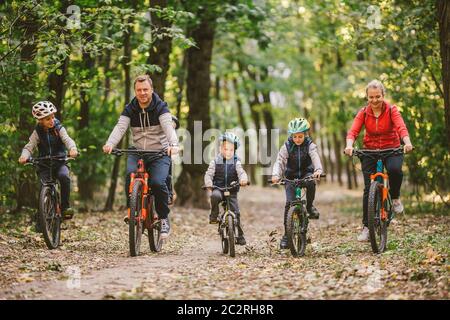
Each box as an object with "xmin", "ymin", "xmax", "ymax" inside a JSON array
[
  {"xmin": 104, "ymin": 3, "xmax": 136, "ymax": 211},
  {"xmin": 437, "ymin": 0, "xmax": 450, "ymax": 146},
  {"xmin": 147, "ymin": 0, "xmax": 172, "ymax": 99},
  {"xmin": 231, "ymin": 76, "xmax": 254, "ymax": 182},
  {"xmin": 260, "ymin": 69, "xmax": 274, "ymax": 187},
  {"xmin": 326, "ymin": 134, "xmax": 335, "ymax": 183},
  {"xmin": 332, "ymin": 132, "xmax": 343, "ymax": 186},
  {"xmin": 47, "ymin": 0, "xmax": 70, "ymax": 121},
  {"xmin": 16, "ymin": 12, "xmax": 39, "ymax": 211},
  {"xmin": 77, "ymin": 31, "xmax": 96, "ymax": 202},
  {"xmin": 48, "ymin": 56, "xmax": 69, "ymax": 121},
  {"xmin": 343, "ymin": 130, "xmax": 353, "ymax": 189},
  {"xmin": 175, "ymin": 15, "xmax": 215, "ymax": 208},
  {"xmin": 175, "ymin": 52, "xmax": 187, "ymax": 120}
]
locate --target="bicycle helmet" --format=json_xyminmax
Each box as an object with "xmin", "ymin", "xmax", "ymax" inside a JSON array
[
  {"xmin": 219, "ymin": 132, "xmax": 240, "ymax": 149},
  {"xmin": 287, "ymin": 117, "xmax": 310, "ymax": 135},
  {"xmin": 32, "ymin": 101, "xmax": 57, "ymax": 120}
]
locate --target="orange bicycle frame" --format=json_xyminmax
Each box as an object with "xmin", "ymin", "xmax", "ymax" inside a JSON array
[
  {"xmin": 128, "ymin": 159, "xmax": 150, "ymax": 222},
  {"xmin": 370, "ymin": 172, "xmax": 389, "ymax": 221}
]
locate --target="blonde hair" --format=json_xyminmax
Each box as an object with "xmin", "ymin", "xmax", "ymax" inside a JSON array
[{"xmin": 365, "ymin": 79, "xmax": 385, "ymax": 97}]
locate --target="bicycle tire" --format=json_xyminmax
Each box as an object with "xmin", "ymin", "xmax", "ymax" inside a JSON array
[
  {"xmin": 227, "ymin": 214, "xmax": 235, "ymax": 257},
  {"xmin": 221, "ymin": 221, "xmax": 229, "ymax": 254},
  {"xmin": 148, "ymin": 195, "xmax": 162, "ymax": 252},
  {"xmin": 286, "ymin": 206, "xmax": 307, "ymax": 257},
  {"xmin": 39, "ymin": 186, "xmax": 61, "ymax": 249},
  {"xmin": 129, "ymin": 180, "xmax": 144, "ymax": 257},
  {"xmin": 367, "ymin": 181, "xmax": 388, "ymax": 253}
]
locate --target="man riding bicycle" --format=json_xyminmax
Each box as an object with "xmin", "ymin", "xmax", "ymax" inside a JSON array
[{"xmin": 103, "ymin": 75, "xmax": 179, "ymax": 239}]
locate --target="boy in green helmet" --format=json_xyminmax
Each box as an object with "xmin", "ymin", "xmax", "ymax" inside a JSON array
[{"xmin": 271, "ymin": 118, "xmax": 323, "ymax": 250}]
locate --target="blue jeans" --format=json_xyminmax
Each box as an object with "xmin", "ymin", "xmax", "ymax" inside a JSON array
[{"xmin": 125, "ymin": 154, "xmax": 171, "ymax": 219}]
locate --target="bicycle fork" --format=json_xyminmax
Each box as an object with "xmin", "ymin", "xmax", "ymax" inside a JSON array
[
  {"xmin": 294, "ymin": 187, "xmax": 308, "ymax": 234},
  {"xmin": 370, "ymin": 160, "xmax": 390, "ymax": 221}
]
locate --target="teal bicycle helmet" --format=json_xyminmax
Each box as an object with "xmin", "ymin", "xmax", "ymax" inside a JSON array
[{"xmin": 287, "ymin": 117, "xmax": 310, "ymax": 135}]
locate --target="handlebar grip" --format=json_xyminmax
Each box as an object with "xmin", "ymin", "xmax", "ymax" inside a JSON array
[{"xmin": 320, "ymin": 173, "xmax": 326, "ymax": 177}]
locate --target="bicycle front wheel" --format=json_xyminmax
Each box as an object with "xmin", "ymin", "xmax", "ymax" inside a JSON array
[
  {"xmin": 286, "ymin": 206, "xmax": 307, "ymax": 257},
  {"xmin": 39, "ymin": 186, "xmax": 61, "ymax": 250},
  {"xmin": 129, "ymin": 180, "xmax": 144, "ymax": 257},
  {"xmin": 148, "ymin": 195, "xmax": 162, "ymax": 252},
  {"xmin": 227, "ymin": 214, "xmax": 235, "ymax": 257},
  {"xmin": 367, "ymin": 181, "xmax": 388, "ymax": 253}
]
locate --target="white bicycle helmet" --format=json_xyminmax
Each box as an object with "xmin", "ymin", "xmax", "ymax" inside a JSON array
[
  {"xmin": 32, "ymin": 101, "xmax": 57, "ymax": 119},
  {"xmin": 219, "ymin": 132, "xmax": 240, "ymax": 149}
]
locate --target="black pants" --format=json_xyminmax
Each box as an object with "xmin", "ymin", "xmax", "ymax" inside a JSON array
[
  {"xmin": 38, "ymin": 164, "xmax": 71, "ymax": 210},
  {"xmin": 361, "ymin": 154, "xmax": 404, "ymax": 227},
  {"xmin": 210, "ymin": 189, "xmax": 244, "ymax": 236},
  {"xmin": 283, "ymin": 174, "xmax": 316, "ymax": 235}
]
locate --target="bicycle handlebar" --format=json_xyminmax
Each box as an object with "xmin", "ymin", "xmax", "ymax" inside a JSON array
[
  {"xmin": 110, "ymin": 148, "xmax": 166, "ymax": 157},
  {"xmin": 202, "ymin": 181, "xmax": 250, "ymax": 191},
  {"xmin": 343, "ymin": 147, "xmax": 408, "ymax": 158},
  {"xmin": 268, "ymin": 174, "xmax": 326, "ymax": 186},
  {"xmin": 26, "ymin": 156, "xmax": 74, "ymax": 166}
]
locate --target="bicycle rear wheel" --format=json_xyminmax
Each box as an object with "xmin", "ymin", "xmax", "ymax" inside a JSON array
[
  {"xmin": 227, "ymin": 214, "xmax": 235, "ymax": 257},
  {"xmin": 367, "ymin": 181, "xmax": 388, "ymax": 253},
  {"xmin": 39, "ymin": 186, "xmax": 61, "ymax": 249},
  {"xmin": 129, "ymin": 180, "xmax": 144, "ymax": 256},
  {"xmin": 286, "ymin": 206, "xmax": 307, "ymax": 257},
  {"xmin": 148, "ymin": 195, "xmax": 162, "ymax": 252}
]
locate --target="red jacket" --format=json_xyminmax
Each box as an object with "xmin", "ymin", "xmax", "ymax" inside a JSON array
[{"xmin": 346, "ymin": 101, "xmax": 409, "ymax": 150}]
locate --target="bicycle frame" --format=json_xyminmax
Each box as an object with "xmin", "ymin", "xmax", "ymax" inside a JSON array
[
  {"xmin": 370, "ymin": 161, "xmax": 390, "ymax": 221},
  {"xmin": 128, "ymin": 158, "xmax": 152, "ymax": 223},
  {"xmin": 353, "ymin": 147, "xmax": 404, "ymax": 222},
  {"xmin": 112, "ymin": 149, "xmax": 165, "ymax": 225}
]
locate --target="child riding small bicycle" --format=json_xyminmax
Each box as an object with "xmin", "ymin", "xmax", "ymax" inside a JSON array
[
  {"xmin": 271, "ymin": 118, "xmax": 323, "ymax": 250},
  {"xmin": 18, "ymin": 101, "xmax": 78, "ymax": 222},
  {"xmin": 204, "ymin": 132, "xmax": 249, "ymax": 246}
]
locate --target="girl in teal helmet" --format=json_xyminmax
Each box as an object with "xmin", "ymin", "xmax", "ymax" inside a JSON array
[
  {"xmin": 271, "ymin": 117, "xmax": 324, "ymax": 250},
  {"xmin": 287, "ymin": 117, "xmax": 310, "ymax": 135}
]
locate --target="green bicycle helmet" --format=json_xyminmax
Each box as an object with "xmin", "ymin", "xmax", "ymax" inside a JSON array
[
  {"xmin": 219, "ymin": 132, "xmax": 240, "ymax": 149},
  {"xmin": 287, "ymin": 117, "xmax": 310, "ymax": 135}
]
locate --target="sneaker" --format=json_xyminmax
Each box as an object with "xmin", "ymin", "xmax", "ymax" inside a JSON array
[
  {"xmin": 307, "ymin": 206, "xmax": 320, "ymax": 219},
  {"xmin": 62, "ymin": 207, "xmax": 75, "ymax": 220},
  {"xmin": 357, "ymin": 226, "xmax": 370, "ymax": 242},
  {"xmin": 160, "ymin": 218, "xmax": 171, "ymax": 239},
  {"xmin": 279, "ymin": 235, "xmax": 288, "ymax": 249},
  {"xmin": 236, "ymin": 235, "xmax": 246, "ymax": 246},
  {"xmin": 209, "ymin": 214, "xmax": 219, "ymax": 224},
  {"xmin": 392, "ymin": 199, "xmax": 404, "ymax": 214}
]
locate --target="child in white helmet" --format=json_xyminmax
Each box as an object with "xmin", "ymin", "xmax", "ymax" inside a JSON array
[
  {"xmin": 271, "ymin": 117, "xmax": 323, "ymax": 249},
  {"xmin": 204, "ymin": 132, "xmax": 249, "ymax": 245},
  {"xmin": 18, "ymin": 101, "xmax": 78, "ymax": 221}
]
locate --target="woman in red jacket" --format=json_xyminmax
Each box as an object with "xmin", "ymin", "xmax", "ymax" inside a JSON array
[{"xmin": 344, "ymin": 80, "xmax": 414, "ymax": 242}]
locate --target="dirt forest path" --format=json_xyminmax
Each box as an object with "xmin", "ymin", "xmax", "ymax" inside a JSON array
[{"xmin": 0, "ymin": 183, "xmax": 448, "ymax": 300}]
